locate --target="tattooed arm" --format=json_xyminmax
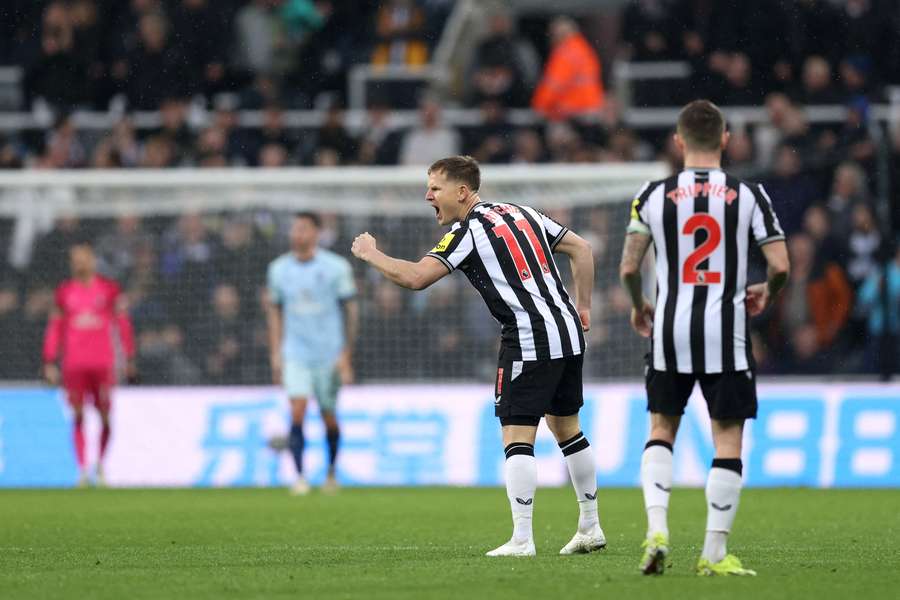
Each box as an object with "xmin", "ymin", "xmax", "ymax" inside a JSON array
[{"xmin": 619, "ymin": 232, "xmax": 654, "ymax": 337}]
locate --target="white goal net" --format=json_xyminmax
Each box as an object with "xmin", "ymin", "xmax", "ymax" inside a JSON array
[{"xmin": 0, "ymin": 163, "xmax": 668, "ymax": 383}]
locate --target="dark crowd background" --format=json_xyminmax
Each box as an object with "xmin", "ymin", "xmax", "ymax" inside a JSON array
[{"xmin": 0, "ymin": 0, "xmax": 898, "ymax": 381}]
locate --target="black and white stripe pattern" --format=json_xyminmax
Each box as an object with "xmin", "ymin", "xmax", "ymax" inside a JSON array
[
  {"xmin": 629, "ymin": 169, "xmax": 785, "ymax": 374},
  {"xmin": 505, "ymin": 442, "xmax": 535, "ymax": 459},
  {"xmin": 558, "ymin": 431, "xmax": 590, "ymax": 456},
  {"xmin": 427, "ymin": 202, "xmax": 585, "ymax": 361}
]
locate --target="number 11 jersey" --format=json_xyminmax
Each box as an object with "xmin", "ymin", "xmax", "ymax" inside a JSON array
[
  {"xmin": 628, "ymin": 169, "xmax": 785, "ymax": 374},
  {"xmin": 426, "ymin": 201, "xmax": 585, "ymax": 361}
]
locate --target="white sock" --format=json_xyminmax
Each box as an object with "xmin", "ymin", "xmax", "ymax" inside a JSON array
[
  {"xmin": 504, "ymin": 443, "xmax": 536, "ymax": 543},
  {"xmin": 641, "ymin": 441, "xmax": 673, "ymax": 539},
  {"xmin": 702, "ymin": 461, "xmax": 743, "ymax": 563},
  {"xmin": 559, "ymin": 431, "xmax": 599, "ymax": 533}
]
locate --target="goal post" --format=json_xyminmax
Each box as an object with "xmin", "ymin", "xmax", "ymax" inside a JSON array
[{"xmin": 0, "ymin": 162, "xmax": 668, "ymax": 383}]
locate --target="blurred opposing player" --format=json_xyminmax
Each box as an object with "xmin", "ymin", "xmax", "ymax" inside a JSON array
[
  {"xmin": 619, "ymin": 100, "xmax": 790, "ymax": 576},
  {"xmin": 352, "ymin": 156, "xmax": 605, "ymax": 557},
  {"xmin": 265, "ymin": 212, "xmax": 358, "ymax": 495},
  {"xmin": 43, "ymin": 241, "xmax": 136, "ymax": 487}
]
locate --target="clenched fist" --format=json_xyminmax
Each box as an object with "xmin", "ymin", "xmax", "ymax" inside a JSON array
[{"xmin": 351, "ymin": 232, "xmax": 377, "ymax": 261}]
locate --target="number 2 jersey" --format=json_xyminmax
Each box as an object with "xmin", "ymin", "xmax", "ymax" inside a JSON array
[
  {"xmin": 426, "ymin": 201, "xmax": 585, "ymax": 361},
  {"xmin": 628, "ymin": 169, "xmax": 785, "ymax": 374}
]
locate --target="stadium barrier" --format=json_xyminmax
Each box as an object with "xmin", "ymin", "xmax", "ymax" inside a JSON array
[{"xmin": 1, "ymin": 382, "xmax": 898, "ymax": 488}]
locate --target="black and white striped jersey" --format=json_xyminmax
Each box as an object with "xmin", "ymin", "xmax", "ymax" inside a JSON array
[
  {"xmin": 427, "ymin": 201, "xmax": 585, "ymax": 361},
  {"xmin": 628, "ymin": 168, "xmax": 785, "ymax": 374}
]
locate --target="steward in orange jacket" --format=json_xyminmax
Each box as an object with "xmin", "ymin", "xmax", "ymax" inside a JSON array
[{"xmin": 531, "ymin": 17, "xmax": 605, "ymax": 120}]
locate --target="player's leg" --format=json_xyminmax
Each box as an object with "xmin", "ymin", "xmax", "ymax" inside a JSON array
[
  {"xmin": 94, "ymin": 378, "xmax": 113, "ymax": 487},
  {"xmin": 314, "ymin": 366, "xmax": 341, "ymax": 492},
  {"xmin": 545, "ymin": 355, "xmax": 606, "ymax": 554},
  {"xmin": 639, "ymin": 369, "xmax": 693, "ymax": 574},
  {"xmin": 63, "ymin": 370, "xmax": 89, "ymax": 486},
  {"xmin": 282, "ymin": 361, "xmax": 312, "ymax": 494},
  {"xmin": 696, "ymin": 372, "xmax": 757, "ymax": 576},
  {"xmin": 485, "ymin": 419, "xmax": 538, "ymax": 557}
]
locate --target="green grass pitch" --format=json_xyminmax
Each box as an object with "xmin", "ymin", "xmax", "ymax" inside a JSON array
[{"xmin": 1, "ymin": 487, "xmax": 897, "ymax": 599}]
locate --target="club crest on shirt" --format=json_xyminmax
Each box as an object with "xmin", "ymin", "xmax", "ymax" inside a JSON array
[{"xmin": 431, "ymin": 233, "xmax": 454, "ymax": 253}]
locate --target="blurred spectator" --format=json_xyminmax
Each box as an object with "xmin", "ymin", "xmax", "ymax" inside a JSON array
[
  {"xmin": 152, "ymin": 97, "xmax": 194, "ymax": 165},
  {"xmin": 467, "ymin": 10, "xmax": 537, "ymax": 108},
  {"xmin": 798, "ymin": 56, "xmax": 843, "ymax": 105},
  {"xmin": 137, "ymin": 323, "xmax": 202, "ymax": 384},
  {"xmin": 371, "ymin": 0, "xmax": 429, "ymax": 67},
  {"xmin": 856, "ymin": 241, "xmax": 900, "ymax": 372},
  {"xmin": 194, "ymin": 126, "xmax": 229, "ymax": 167},
  {"xmin": 139, "ymin": 135, "xmax": 176, "ymax": 168},
  {"xmin": 827, "ymin": 161, "xmax": 868, "ymax": 240},
  {"xmin": 259, "ymin": 143, "xmax": 289, "ymax": 167},
  {"xmin": 544, "ymin": 121, "xmax": 585, "ymax": 163},
  {"xmin": 191, "ymin": 283, "xmax": 249, "ymax": 383},
  {"xmin": 465, "ymin": 100, "xmax": 514, "ymax": 164},
  {"xmin": 620, "ymin": 0, "xmax": 675, "ymax": 62},
  {"xmin": 115, "ymin": 13, "xmax": 189, "ymax": 110},
  {"xmin": 532, "ymin": 17, "xmax": 605, "ymax": 120},
  {"xmin": 510, "ymin": 129, "xmax": 546, "ymax": 164},
  {"xmin": 214, "ymin": 215, "xmax": 269, "ymax": 318},
  {"xmin": 801, "ymin": 204, "xmax": 844, "ymax": 265},
  {"xmin": 357, "ymin": 99, "xmax": 401, "ymax": 165},
  {"xmin": 0, "ymin": 283, "xmax": 24, "ymax": 379},
  {"xmin": 20, "ymin": 287, "xmax": 56, "ymax": 378},
  {"xmin": 399, "ymin": 96, "xmax": 460, "ymax": 165},
  {"xmin": 762, "ymin": 143, "xmax": 821, "ymax": 234},
  {"xmin": 160, "ymin": 213, "xmax": 216, "ymax": 327},
  {"xmin": 0, "ymin": 137, "xmax": 24, "ymax": 169},
  {"xmin": 358, "ymin": 281, "xmax": 418, "ymax": 379},
  {"xmin": 723, "ymin": 129, "xmax": 757, "ymax": 179},
  {"xmin": 102, "ymin": 118, "xmax": 141, "ymax": 168},
  {"xmin": 233, "ymin": 0, "xmax": 284, "ymax": 77},
  {"xmin": 96, "ymin": 214, "xmax": 155, "ymax": 283},
  {"xmin": 30, "ymin": 216, "xmax": 83, "ymax": 286},
  {"xmin": 42, "ymin": 114, "xmax": 87, "ymax": 169},
  {"xmin": 772, "ymin": 232, "xmax": 852, "ymax": 363},
  {"xmin": 719, "ymin": 53, "xmax": 764, "ymax": 105},
  {"xmin": 251, "ymin": 105, "xmax": 297, "ymax": 163},
  {"xmin": 846, "ymin": 202, "xmax": 882, "ymax": 289},
  {"xmin": 25, "ymin": 2, "xmax": 88, "ymax": 110},
  {"xmin": 170, "ymin": 0, "xmax": 228, "ymax": 98},
  {"xmin": 313, "ymin": 105, "xmax": 357, "ymax": 165}
]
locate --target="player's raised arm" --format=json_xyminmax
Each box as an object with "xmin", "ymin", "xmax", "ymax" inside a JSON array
[
  {"xmin": 351, "ymin": 232, "xmax": 450, "ymax": 290},
  {"xmin": 553, "ymin": 230, "xmax": 594, "ymax": 331}
]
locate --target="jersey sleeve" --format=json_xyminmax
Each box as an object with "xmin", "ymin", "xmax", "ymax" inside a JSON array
[
  {"xmin": 335, "ymin": 258, "xmax": 357, "ymax": 300},
  {"xmin": 266, "ymin": 261, "xmax": 283, "ymax": 306},
  {"xmin": 540, "ymin": 212, "xmax": 569, "ymax": 250},
  {"xmin": 626, "ymin": 182, "xmax": 652, "ymax": 235},
  {"xmin": 426, "ymin": 224, "xmax": 473, "ymax": 273},
  {"xmin": 750, "ymin": 184, "xmax": 786, "ymax": 246}
]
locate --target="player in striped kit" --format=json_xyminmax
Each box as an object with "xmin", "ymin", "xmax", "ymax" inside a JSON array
[
  {"xmin": 352, "ymin": 156, "xmax": 606, "ymax": 557},
  {"xmin": 619, "ymin": 100, "xmax": 790, "ymax": 576}
]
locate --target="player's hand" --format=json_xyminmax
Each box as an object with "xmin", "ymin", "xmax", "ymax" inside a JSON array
[
  {"xmin": 577, "ymin": 307, "xmax": 591, "ymax": 332},
  {"xmin": 746, "ymin": 283, "xmax": 770, "ymax": 316},
  {"xmin": 336, "ymin": 351, "xmax": 354, "ymax": 385},
  {"xmin": 351, "ymin": 232, "xmax": 377, "ymax": 262},
  {"xmin": 270, "ymin": 354, "xmax": 283, "ymax": 386},
  {"xmin": 630, "ymin": 299, "xmax": 654, "ymax": 338},
  {"xmin": 43, "ymin": 363, "xmax": 60, "ymax": 386}
]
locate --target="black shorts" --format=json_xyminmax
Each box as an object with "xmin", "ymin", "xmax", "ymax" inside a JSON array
[
  {"xmin": 494, "ymin": 350, "xmax": 584, "ymax": 420},
  {"xmin": 645, "ymin": 368, "xmax": 758, "ymax": 420}
]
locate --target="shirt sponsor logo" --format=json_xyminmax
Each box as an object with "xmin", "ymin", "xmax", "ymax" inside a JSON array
[{"xmin": 431, "ymin": 233, "xmax": 455, "ymax": 253}]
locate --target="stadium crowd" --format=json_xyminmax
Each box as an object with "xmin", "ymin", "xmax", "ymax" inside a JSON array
[{"xmin": 0, "ymin": 0, "xmax": 898, "ymax": 380}]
